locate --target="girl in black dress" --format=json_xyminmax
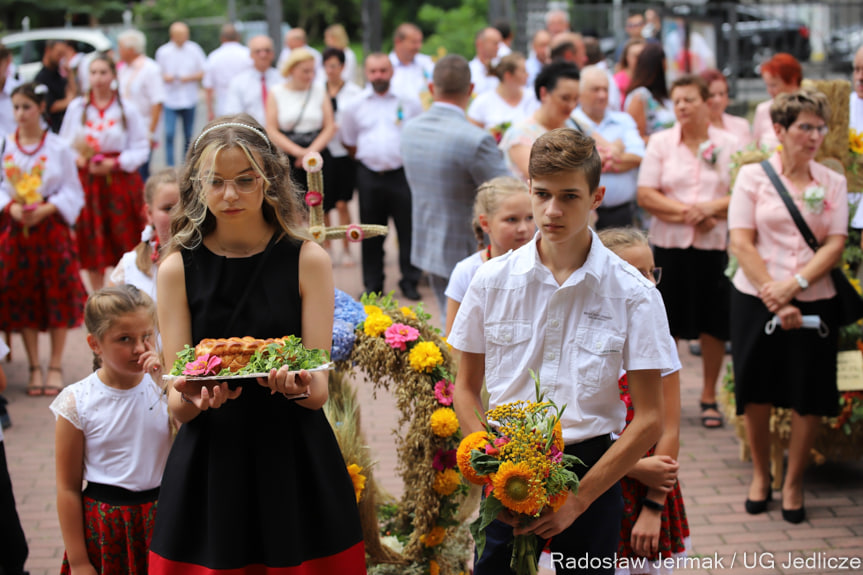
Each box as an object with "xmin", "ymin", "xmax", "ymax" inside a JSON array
[{"xmin": 150, "ymin": 114, "xmax": 366, "ymax": 574}]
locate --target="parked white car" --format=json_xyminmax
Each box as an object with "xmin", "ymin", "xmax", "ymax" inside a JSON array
[{"xmin": 1, "ymin": 28, "xmax": 113, "ymax": 82}]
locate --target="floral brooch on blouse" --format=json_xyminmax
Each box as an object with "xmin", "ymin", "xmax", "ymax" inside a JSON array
[
  {"xmin": 802, "ymin": 185, "xmax": 828, "ymax": 214},
  {"xmin": 698, "ymin": 140, "xmax": 720, "ymax": 166}
]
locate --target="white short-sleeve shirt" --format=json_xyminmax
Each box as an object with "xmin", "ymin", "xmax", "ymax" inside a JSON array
[
  {"xmin": 444, "ymin": 251, "xmax": 485, "ymax": 303},
  {"xmin": 49, "ymin": 372, "xmax": 171, "ymax": 492},
  {"xmin": 448, "ymin": 231, "xmax": 675, "ymax": 443}
]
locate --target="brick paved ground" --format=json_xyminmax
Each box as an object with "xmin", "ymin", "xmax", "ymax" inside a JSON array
[{"xmin": 3, "ymin": 218, "xmax": 862, "ymax": 575}]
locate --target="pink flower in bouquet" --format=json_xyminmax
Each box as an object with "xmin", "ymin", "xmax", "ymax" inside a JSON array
[
  {"xmin": 92, "ymin": 153, "xmax": 106, "ymax": 164},
  {"xmin": 548, "ymin": 444, "xmax": 563, "ymax": 464},
  {"xmin": 493, "ymin": 436, "xmax": 510, "ymax": 448},
  {"xmin": 183, "ymin": 354, "xmax": 222, "ymax": 376},
  {"xmin": 434, "ymin": 380, "xmax": 454, "ymax": 406},
  {"xmin": 432, "ymin": 448, "xmax": 457, "ymax": 471},
  {"xmin": 384, "ymin": 323, "xmax": 420, "ymax": 351},
  {"xmin": 302, "ymin": 151, "xmax": 324, "ymax": 173},
  {"xmin": 484, "ymin": 443, "xmax": 500, "ymax": 457},
  {"xmin": 304, "ymin": 191, "xmax": 322, "ymax": 207}
]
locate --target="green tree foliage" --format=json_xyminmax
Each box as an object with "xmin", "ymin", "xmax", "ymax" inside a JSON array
[{"xmin": 418, "ymin": 0, "xmax": 487, "ymax": 58}]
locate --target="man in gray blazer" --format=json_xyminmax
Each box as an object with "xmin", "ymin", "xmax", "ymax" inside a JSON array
[{"xmin": 401, "ymin": 54, "xmax": 509, "ymax": 319}]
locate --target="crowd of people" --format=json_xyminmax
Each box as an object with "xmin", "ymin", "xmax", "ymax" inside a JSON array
[{"xmin": 0, "ymin": 7, "xmax": 859, "ymax": 575}]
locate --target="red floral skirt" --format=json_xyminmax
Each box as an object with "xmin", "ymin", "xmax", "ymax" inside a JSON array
[
  {"xmin": 60, "ymin": 493, "xmax": 157, "ymax": 575},
  {"xmin": 76, "ymin": 167, "xmax": 146, "ymax": 272},
  {"xmin": 0, "ymin": 209, "xmax": 86, "ymax": 331}
]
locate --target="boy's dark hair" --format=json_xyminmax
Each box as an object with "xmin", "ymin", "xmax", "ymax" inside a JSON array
[
  {"xmin": 670, "ymin": 74, "xmax": 709, "ymax": 101},
  {"xmin": 529, "ymin": 128, "xmax": 601, "ymax": 190},
  {"xmin": 322, "ymin": 47, "xmax": 345, "ymax": 65},
  {"xmin": 534, "ymin": 60, "xmax": 580, "ymax": 101}
]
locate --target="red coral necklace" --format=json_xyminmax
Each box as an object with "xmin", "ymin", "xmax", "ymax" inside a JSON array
[{"xmin": 14, "ymin": 127, "xmax": 47, "ymax": 156}]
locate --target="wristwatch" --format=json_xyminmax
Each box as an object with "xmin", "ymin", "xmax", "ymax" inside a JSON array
[{"xmin": 794, "ymin": 273, "xmax": 809, "ymax": 291}]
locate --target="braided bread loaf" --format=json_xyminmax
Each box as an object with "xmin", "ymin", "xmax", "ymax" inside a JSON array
[{"xmin": 194, "ymin": 336, "xmax": 286, "ymax": 373}]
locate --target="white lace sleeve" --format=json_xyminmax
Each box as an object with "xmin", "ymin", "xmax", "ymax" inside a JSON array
[{"xmin": 48, "ymin": 387, "xmax": 81, "ymax": 430}]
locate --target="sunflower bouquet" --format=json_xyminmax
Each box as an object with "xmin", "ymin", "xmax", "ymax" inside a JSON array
[{"xmin": 457, "ymin": 371, "xmax": 581, "ymax": 575}]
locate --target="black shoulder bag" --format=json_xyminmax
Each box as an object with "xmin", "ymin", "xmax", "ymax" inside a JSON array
[{"xmin": 761, "ymin": 160, "xmax": 863, "ymax": 326}]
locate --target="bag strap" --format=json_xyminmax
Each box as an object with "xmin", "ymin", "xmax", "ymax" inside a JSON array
[
  {"xmin": 760, "ymin": 160, "xmax": 820, "ymax": 253},
  {"xmin": 222, "ymin": 234, "xmax": 279, "ymax": 335},
  {"xmin": 289, "ymin": 88, "xmax": 313, "ymax": 132}
]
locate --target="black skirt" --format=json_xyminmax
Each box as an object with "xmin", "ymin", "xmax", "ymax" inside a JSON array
[
  {"xmin": 654, "ymin": 246, "xmax": 730, "ymax": 340},
  {"xmin": 324, "ymin": 155, "xmax": 356, "ymax": 213},
  {"xmin": 730, "ymin": 287, "xmax": 840, "ymax": 417}
]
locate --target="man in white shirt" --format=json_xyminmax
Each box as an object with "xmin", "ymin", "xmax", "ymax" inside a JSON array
[
  {"xmin": 276, "ymin": 28, "xmax": 322, "ymax": 75},
  {"xmin": 526, "ymin": 29, "xmax": 551, "ymax": 93},
  {"xmin": 469, "ymin": 27, "xmax": 503, "ymax": 96},
  {"xmin": 340, "ymin": 53, "xmax": 423, "ymax": 300},
  {"xmin": 389, "ymin": 23, "xmax": 434, "ymax": 100},
  {"xmin": 449, "ymin": 128, "xmax": 672, "ymax": 574},
  {"xmin": 203, "ymin": 24, "xmax": 252, "ymax": 122},
  {"xmin": 117, "ymin": 29, "xmax": 165, "ymax": 181},
  {"xmin": 155, "ymin": 22, "xmax": 207, "ymax": 166},
  {"xmin": 573, "ymin": 66, "xmax": 645, "ymax": 229},
  {"xmin": 851, "ymin": 46, "xmax": 863, "ymax": 133},
  {"xmin": 0, "ymin": 45, "xmax": 20, "ymax": 137},
  {"xmin": 224, "ymin": 36, "xmax": 281, "ymax": 126}
]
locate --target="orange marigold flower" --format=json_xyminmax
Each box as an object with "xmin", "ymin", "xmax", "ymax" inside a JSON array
[
  {"xmin": 429, "ymin": 559, "xmax": 440, "ymax": 575},
  {"xmin": 420, "ymin": 525, "xmax": 446, "ymax": 547},
  {"xmin": 492, "ymin": 460, "xmax": 544, "ymax": 516},
  {"xmin": 457, "ymin": 430, "xmax": 490, "ymax": 485},
  {"xmin": 433, "ymin": 468, "xmax": 461, "ymax": 496},
  {"xmin": 346, "ymin": 463, "xmax": 366, "ymax": 503},
  {"xmin": 547, "ymin": 490, "xmax": 568, "ymax": 512},
  {"xmin": 429, "ymin": 407, "xmax": 459, "ymax": 438},
  {"xmin": 552, "ymin": 420, "xmax": 564, "ymax": 451}
]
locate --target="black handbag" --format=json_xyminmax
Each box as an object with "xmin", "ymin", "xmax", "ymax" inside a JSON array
[{"xmin": 761, "ymin": 160, "xmax": 863, "ymax": 326}]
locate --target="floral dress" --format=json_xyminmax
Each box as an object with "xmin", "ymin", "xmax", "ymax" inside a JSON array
[
  {"xmin": 617, "ymin": 374, "xmax": 690, "ymax": 575},
  {"xmin": 624, "ymin": 87, "xmax": 675, "ymax": 137}
]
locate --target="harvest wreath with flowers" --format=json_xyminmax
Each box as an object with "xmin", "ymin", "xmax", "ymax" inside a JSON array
[{"xmin": 327, "ymin": 290, "xmax": 473, "ymax": 575}]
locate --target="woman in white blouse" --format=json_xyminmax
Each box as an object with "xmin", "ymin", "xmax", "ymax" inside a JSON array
[
  {"xmin": 468, "ymin": 52, "xmax": 537, "ymax": 137},
  {"xmin": 266, "ymin": 48, "xmax": 335, "ymax": 191}
]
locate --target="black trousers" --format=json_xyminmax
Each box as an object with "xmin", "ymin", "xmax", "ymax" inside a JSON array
[
  {"xmin": 356, "ymin": 164, "xmax": 421, "ymax": 293},
  {"xmin": 473, "ymin": 435, "xmax": 622, "ymax": 575},
  {"xmin": 0, "ymin": 441, "xmax": 28, "ymax": 575}
]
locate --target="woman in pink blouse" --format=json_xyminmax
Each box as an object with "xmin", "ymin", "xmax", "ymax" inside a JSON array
[
  {"xmin": 751, "ymin": 54, "xmax": 802, "ymax": 152},
  {"xmin": 700, "ymin": 68, "xmax": 752, "ymax": 147},
  {"xmin": 637, "ymin": 75, "xmax": 741, "ymax": 430},
  {"xmin": 728, "ymin": 90, "xmax": 846, "ymax": 525}
]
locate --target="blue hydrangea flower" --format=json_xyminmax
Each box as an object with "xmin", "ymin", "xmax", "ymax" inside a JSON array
[
  {"xmin": 331, "ymin": 319, "xmax": 357, "ymax": 362},
  {"xmin": 334, "ymin": 288, "xmax": 366, "ymax": 327}
]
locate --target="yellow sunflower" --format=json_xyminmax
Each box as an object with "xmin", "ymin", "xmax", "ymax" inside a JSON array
[
  {"xmin": 409, "ymin": 341, "xmax": 443, "ymax": 373},
  {"xmin": 432, "ymin": 468, "xmax": 461, "ymax": 496},
  {"xmin": 364, "ymin": 312, "xmax": 392, "ymax": 337},
  {"xmin": 346, "ymin": 463, "xmax": 366, "ymax": 503},
  {"xmin": 492, "ymin": 460, "xmax": 544, "ymax": 516},
  {"xmin": 457, "ymin": 430, "xmax": 490, "ymax": 485},
  {"xmin": 430, "ymin": 407, "xmax": 459, "ymax": 437},
  {"xmin": 419, "ymin": 525, "xmax": 446, "ymax": 547}
]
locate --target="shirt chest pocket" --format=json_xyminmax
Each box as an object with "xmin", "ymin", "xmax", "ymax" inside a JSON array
[
  {"xmin": 572, "ymin": 327, "xmax": 625, "ymax": 390},
  {"xmin": 486, "ymin": 320, "xmax": 533, "ymax": 379}
]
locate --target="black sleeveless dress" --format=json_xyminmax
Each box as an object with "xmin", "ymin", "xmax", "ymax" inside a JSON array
[{"xmin": 149, "ymin": 237, "xmax": 365, "ymax": 574}]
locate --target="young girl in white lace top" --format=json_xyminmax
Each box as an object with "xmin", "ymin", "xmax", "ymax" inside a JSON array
[{"xmin": 49, "ymin": 286, "xmax": 171, "ymax": 575}]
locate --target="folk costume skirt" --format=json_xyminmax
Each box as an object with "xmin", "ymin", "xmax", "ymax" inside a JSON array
[
  {"xmin": 730, "ymin": 287, "xmax": 840, "ymax": 417},
  {"xmin": 60, "ymin": 483, "xmax": 158, "ymax": 575},
  {"xmin": 0, "ymin": 210, "xmax": 85, "ymax": 331},
  {"xmin": 76, "ymin": 167, "xmax": 145, "ymax": 272}
]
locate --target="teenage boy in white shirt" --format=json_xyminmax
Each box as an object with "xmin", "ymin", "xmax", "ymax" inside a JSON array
[{"xmin": 449, "ymin": 128, "xmax": 675, "ymax": 574}]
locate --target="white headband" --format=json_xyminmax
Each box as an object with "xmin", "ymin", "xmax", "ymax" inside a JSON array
[{"xmin": 193, "ymin": 122, "xmax": 271, "ymax": 151}]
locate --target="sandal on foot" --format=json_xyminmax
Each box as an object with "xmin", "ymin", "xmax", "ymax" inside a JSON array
[
  {"xmin": 44, "ymin": 366, "xmax": 64, "ymax": 396},
  {"xmin": 26, "ymin": 365, "xmax": 44, "ymax": 396},
  {"xmin": 700, "ymin": 402, "xmax": 724, "ymax": 429}
]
